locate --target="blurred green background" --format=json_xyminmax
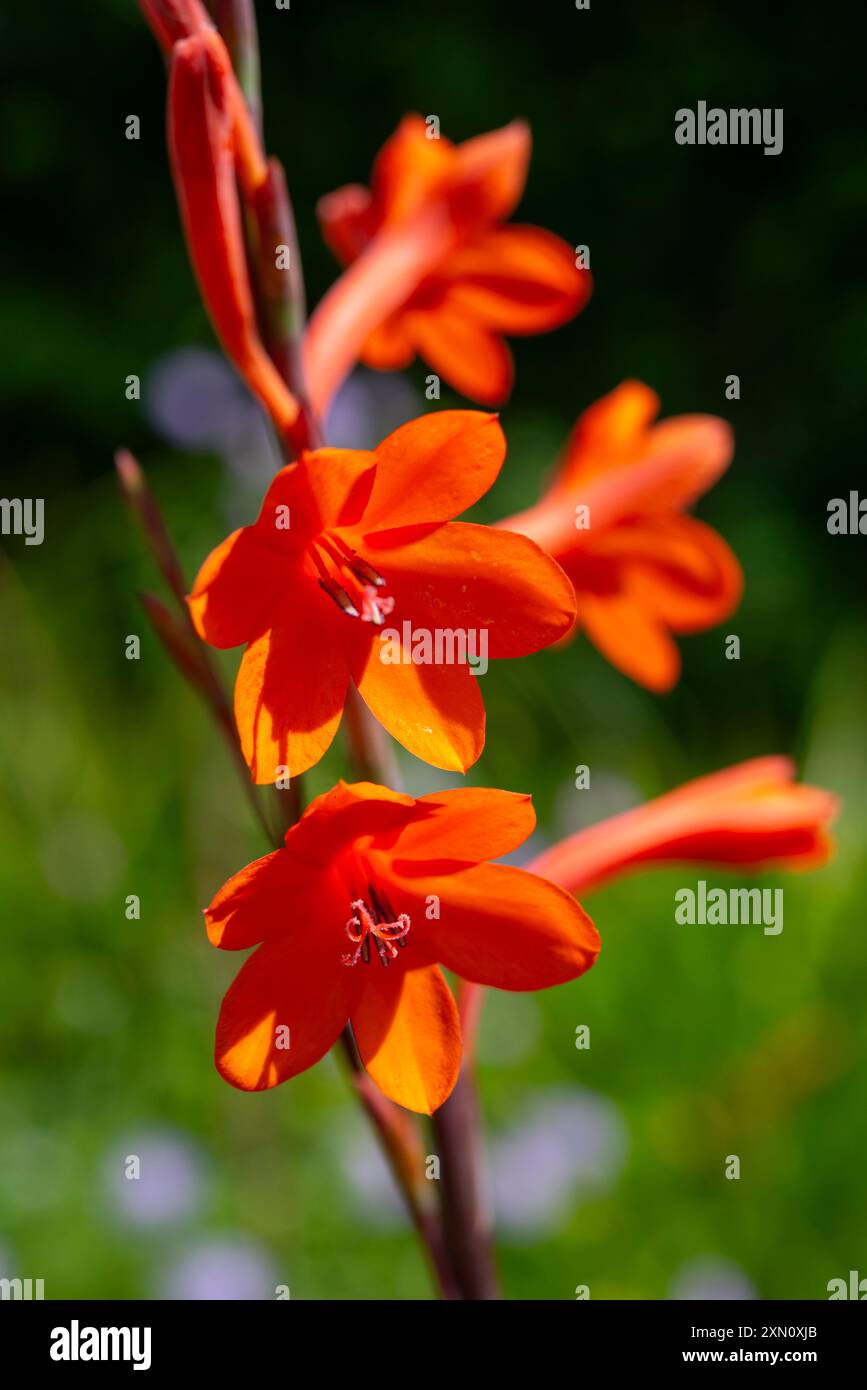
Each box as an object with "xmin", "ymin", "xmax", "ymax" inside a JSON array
[{"xmin": 1, "ymin": 0, "xmax": 866, "ymax": 1299}]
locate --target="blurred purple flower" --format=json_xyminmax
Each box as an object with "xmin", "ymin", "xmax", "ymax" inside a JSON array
[
  {"xmin": 144, "ymin": 349, "xmax": 264, "ymax": 455},
  {"xmin": 325, "ymin": 369, "xmax": 420, "ymax": 449},
  {"xmin": 669, "ymin": 1256, "xmax": 758, "ymax": 1301},
  {"xmin": 104, "ymin": 1127, "xmax": 207, "ymax": 1229},
  {"xmin": 489, "ymin": 1087, "xmax": 629, "ymax": 1240},
  {"xmin": 158, "ymin": 1237, "xmax": 280, "ymax": 1300},
  {"xmin": 338, "ymin": 1128, "xmax": 406, "ymax": 1230}
]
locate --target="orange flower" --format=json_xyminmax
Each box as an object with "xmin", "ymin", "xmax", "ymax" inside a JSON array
[
  {"xmin": 305, "ymin": 115, "xmax": 591, "ymax": 415},
  {"xmin": 206, "ymin": 781, "xmax": 599, "ymax": 1112},
  {"xmin": 500, "ymin": 380, "xmax": 742, "ymax": 691},
  {"xmin": 164, "ymin": 29, "xmax": 300, "ymax": 437},
  {"xmin": 189, "ymin": 411, "xmax": 576, "ymax": 780},
  {"xmin": 527, "ymin": 757, "xmax": 839, "ymax": 895}
]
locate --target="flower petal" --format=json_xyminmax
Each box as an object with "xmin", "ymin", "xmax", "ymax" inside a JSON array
[
  {"xmin": 598, "ymin": 514, "xmax": 743, "ymax": 632},
  {"xmin": 527, "ymin": 758, "xmax": 840, "ymax": 893},
  {"xmin": 390, "ymin": 787, "xmax": 535, "ymax": 867},
  {"xmin": 351, "ymin": 963, "xmax": 461, "ymax": 1114},
  {"xmin": 205, "ymin": 854, "xmax": 350, "ymax": 953},
  {"xmin": 557, "ymin": 380, "xmax": 660, "ymax": 490},
  {"xmin": 188, "ymin": 527, "xmax": 288, "ymax": 648},
  {"xmin": 369, "ymin": 521, "xmax": 577, "ymax": 658},
  {"xmin": 285, "ymin": 780, "xmax": 422, "ymax": 868},
  {"xmin": 574, "ymin": 588, "xmax": 681, "ymax": 691},
  {"xmin": 317, "ymin": 182, "xmax": 377, "ymax": 266},
  {"xmin": 235, "ymin": 585, "xmax": 353, "ymax": 782},
  {"xmin": 355, "ymin": 638, "xmax": 485, "ymax": 772},
  {"xmin": 205, "ymin": 849, "xmax": 296, "ymax": 950},
  {"xmin": 451, "ymin": 119, "xmax": 531, "ymax": 224},
  {"xmin": 359, "ymin": 411, "xmax": 506, "ymax": 532},
  {"xmin": 408, "ymin": 308, "xmax": 514, "ymax": 405},
  {"xmin": 443, "ymin": 225, "xmax": 591, "ymax": 334},
  {"xmin": 389, "ymin": 862, "xmax": 600, "ymax": 990},
  {"xmin": 371, "ymin": 114, "xmax": 455, "ymax": 224},
  {"xmin": 360, "ymin": 314, "xmax": 417, "ymax": 369},
  {"xmin": 216, "ymin": 927, "xmax": 358, "ymax": 1091}
]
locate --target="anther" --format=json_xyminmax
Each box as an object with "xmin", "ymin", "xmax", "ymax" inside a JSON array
[{"xmin": 317, "ymin": 576, "xmax": 360, "ymax": 617}]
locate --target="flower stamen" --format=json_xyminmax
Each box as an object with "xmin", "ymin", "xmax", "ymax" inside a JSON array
[
  {"xmin": 342, "ymin": 893, "xmax": 410, "ymax": 967},
  {"xmin": 312, "ymin": 536, "xmax": 394, "ymax": 625}
]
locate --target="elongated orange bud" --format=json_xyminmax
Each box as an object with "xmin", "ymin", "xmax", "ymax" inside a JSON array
[
  {"xmin": 167, "ymin": 32, "xmax": 299, "ymax": 435},
  {"xmin": 527, "ymin": 758, "xmax": 839, "ymax": 895}
]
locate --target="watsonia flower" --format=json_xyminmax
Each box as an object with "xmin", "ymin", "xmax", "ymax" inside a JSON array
[{"xmin": 207, "ymin": 781, "xmax": 600, "ymax": 1113}]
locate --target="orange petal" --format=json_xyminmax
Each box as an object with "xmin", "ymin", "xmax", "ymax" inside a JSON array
[
  {"xmin": 235, "ymin": 585, "xmax": 353, "ymax": 782},
  {"xmin": 443, "ymin": 225, "xmax": 591, "ymax": 334},
  {"xmin": 528, "ymin": 758, "xmax": 840, "ymax": 893},
  {"xmin": 598, "ymin": 514, "xmax": 743, "ymax": 633},
  {"xmin": 304, "ymin": 202, "xmax": 455, "ymax": 418},
  {"xmin": 216, "ymin": 927, "xmax": 358, "ymax": 1091},
  {"xmin": 368, "ymin": 521, "xmax": 577, "ymax": 658},
  {"xmin": 317, "ymin": 183, "xmax": 376, "ymax": 266},
  {"xmin": 360, "ymin": 315, "xmax": 417, "ymax": 370},
  {"xmin": 355, "ymin": 638, "xmax": 485, "ymax": 772},
  {"xmin": 371, "ymin": 114, "xmax": 456, "ymax": 225},
  {"xmin": 408, "ymin": 308, "xmax": 514, "ymax": 405},
  {"xmin": 389, "ymin": 862, "xmax": 600, "ymax": 990},
  {"xmin": 188, "ymin": 527, "xmax": 286, "ymax": 648},
  {"xmin": 351, "ymin": 963, "xmax": 461, "ymax": 1114},
  {"xmin": 167, "ymin": 34, "xmax": 298, "ymax": 435},
  {"xmin": 557, "ymin": 380, "xmax": 661, "ymax": 490},
  {"xmin": 285, "ymin": 780, "xmax": 422, "ymax": 869},
  {"xmin": 451, "ymin": 120, "xmax": 531, "ymax": 224},
  {"xmin": 553, "ymin": 385, "xmax": 733, "ymax": 525},
  {"xmin": 390, "ymin": 787, "xmax": 535, "ymax": 867},
  {"xmin": 575, "ymin": 588, "xmax": 682, "ymax": 692},
  {"xmin": 205, "ymin": 850, "xmax": 335, "ymax": 950},
  {"xmin": 359, "ymin": 411, "xmax": 506, "ymax": 532}
]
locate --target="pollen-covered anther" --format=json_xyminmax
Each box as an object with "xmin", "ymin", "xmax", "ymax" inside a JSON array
[
  {"xmin": 342, "ymin": 897, "xmax": 411, "ymax": 967},
  {"xmin": 312, "ymin": 536, "xmax": 393, "ymax": 625}
]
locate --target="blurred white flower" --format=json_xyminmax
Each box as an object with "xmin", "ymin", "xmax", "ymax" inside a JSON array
[{"xmin": 489, "ymin": 1086, "xmax": 629, "ymax": 1240}]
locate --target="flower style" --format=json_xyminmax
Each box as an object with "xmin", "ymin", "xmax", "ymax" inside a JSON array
[
  {"xmin": 527, "ymin": 757, "xmax": 838, "ymax": 895},
  {"xmin": 499, "ymin": 380, "xmax": 742, "ymax": 691},
  {"xmin": 306, "ymin": 114, "xmax": 591, "ymax": 414},
  {"xmin": 189, "ymin": 410, "xmax": 577, "ymax": 780},
  {"xmin": 206, "ymin": 781, "xmax": 600, "ymax": 1112}
]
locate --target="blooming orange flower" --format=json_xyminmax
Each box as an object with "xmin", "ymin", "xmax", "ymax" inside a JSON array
[
  {"xmin": 527, "ymin": 757, "xmax": 838, "ymax": 895},
  {"xmin": 499, "ymin": 380, "xmax": 742, "ymax": 691},
  {"xmin": 189, "ymin": 410, "xmax": 577, "ymax": 780},
  {"xmin": 163, "ymin": 28, "xmax": 300, "ymax": 437},
  {"xmin": 207, "ymin": 781, "xmax": 599, "ymax": 1112},
  {"xmin": 306, "ymin": 115, "xmax": 591, "ymax": 415}
]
